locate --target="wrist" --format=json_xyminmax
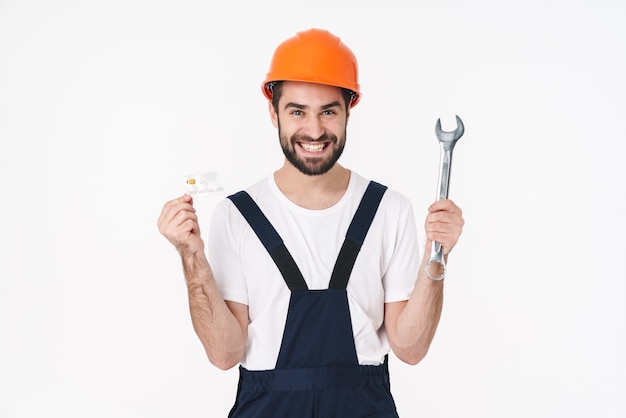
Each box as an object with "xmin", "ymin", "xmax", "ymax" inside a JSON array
[{"xmin": 181, "ymin": 251, "xmax": 211, "ymax": 281}]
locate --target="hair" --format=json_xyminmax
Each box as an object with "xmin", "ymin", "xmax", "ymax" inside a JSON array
[{"xmin": 268, "ymin": 81, "xmax": 354, "ymax": 112}]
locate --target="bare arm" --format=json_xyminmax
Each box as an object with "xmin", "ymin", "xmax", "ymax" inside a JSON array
[
  {"xmin": 384, "ymin": 199, "xmax": 463, "ymax": 365},
  {"xmin": 183, "ymin": 252, "xmax": 248, "ymax": 369},
  {"xmin": 158, "ymin": 194, "xmax": 248, "ymax": 370}
]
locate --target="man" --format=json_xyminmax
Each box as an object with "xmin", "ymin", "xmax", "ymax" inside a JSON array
[{"xmin": 157, "ymin": 28, "xmax": 464, "ymax": 417}]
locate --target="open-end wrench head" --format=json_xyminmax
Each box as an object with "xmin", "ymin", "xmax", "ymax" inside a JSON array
[{"xmin": 435, "ymin": 115, "xmax": 465, "ymax": 144}]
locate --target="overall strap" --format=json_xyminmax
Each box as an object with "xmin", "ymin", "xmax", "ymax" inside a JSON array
[
  {"xmin": 228, "ymin": 191, "xmax": 308, "ymax": 292},
  {"xmin": 328, "ymin": 181, "xmax": 388, "ymax": 290}
]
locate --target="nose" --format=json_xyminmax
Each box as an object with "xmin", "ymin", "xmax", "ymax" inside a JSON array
[{"xmin": 303, "ymin": 115, "xmax": 325, "ymax": 140}]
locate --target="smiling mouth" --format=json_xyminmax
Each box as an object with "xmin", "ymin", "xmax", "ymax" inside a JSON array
[{"xmin": 299, "ymin": 142, "xmax": 328, "ymax": 153}]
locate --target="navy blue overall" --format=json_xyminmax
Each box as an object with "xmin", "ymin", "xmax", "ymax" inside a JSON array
[{"xmin": 226, "ymin": 181, "xmax": 399, "ymax": 418}]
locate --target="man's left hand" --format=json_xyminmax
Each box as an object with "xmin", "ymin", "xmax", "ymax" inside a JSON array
[{"xmin": 425, "ymin": 199, "xmax": 464, "ymax": 256}]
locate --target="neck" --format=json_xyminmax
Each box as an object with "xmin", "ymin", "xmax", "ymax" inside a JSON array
[{"xmin": 274, "ymin": 162, "xmax": 350, "ymax": 210}]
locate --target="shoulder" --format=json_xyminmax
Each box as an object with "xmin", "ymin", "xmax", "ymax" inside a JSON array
[
  {"xmin": 215, "ymin": 176, "xmax": 271, "ymax": 211},
  {"xmin": 351, "ymin": 172, "xmax": 414, "ymax": 214}
]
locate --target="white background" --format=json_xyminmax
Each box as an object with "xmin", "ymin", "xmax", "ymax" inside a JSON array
[{"xmin": 1, "ymin": 0, "xmax": 625, "ymax": 417}]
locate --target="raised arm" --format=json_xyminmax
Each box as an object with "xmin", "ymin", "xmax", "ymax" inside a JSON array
[
  {"xmin": 157, "ymin": 194, "xmax": 248, "ymax": 370},
  {"xmin": 384, "ymin": 199, "xmax": 464, "ymax": 365}
]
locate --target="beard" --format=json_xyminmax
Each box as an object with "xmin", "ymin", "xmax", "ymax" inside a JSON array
[{"xmin": 279, "ymin": 128, "xmax": 346, "ymax": 176}]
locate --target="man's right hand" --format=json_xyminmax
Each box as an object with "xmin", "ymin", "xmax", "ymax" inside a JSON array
[{"xmin": 157, "ymin": 194, "xmax": 205, "ymax": 256}]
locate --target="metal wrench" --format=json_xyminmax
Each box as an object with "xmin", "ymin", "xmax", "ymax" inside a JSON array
[{"xmin": 426, "ymin": 115, "xmax": 464, "ymax": 281}]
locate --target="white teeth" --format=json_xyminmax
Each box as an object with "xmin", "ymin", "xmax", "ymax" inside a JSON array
[{"xmin": 301, "ymin": 143, "xmax": 325, "ymax": 152}]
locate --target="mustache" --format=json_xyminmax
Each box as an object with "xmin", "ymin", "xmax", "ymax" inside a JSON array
[{"xmin": 291, "ymin": 132, "xmax": 336, "ymax": 143}]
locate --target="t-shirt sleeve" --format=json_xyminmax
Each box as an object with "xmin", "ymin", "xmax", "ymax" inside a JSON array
[
  {"xmin": 207, "ymin": 199, "xmax": 249, "ymax": 305},
  {"xmin": 382, "ymin": 196, "xmax": 421, "ymax": 303}
]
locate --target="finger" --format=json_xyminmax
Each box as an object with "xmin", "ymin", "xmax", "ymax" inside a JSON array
[
  {"xmin": 426, "ymin": 206, "xmax": 464, "ymax": 225},
  {"xmin": 160, "ymin": 207, "xmax": 199, "ymax": 238},
  {"xmin": 158, "ymin": 196, "xmax": 196, "ymax": 228},
  {"xmin": 174, "ymin": 218, "xmax": 201, "ymax": 240},
  {"xmin": 425, "ymin": 222, "xmax": 460, "ymax": 239},
  {"xmin": 172, "ymin": 208, "xmax": 199, "ymax": 229},
  {"xmin": 425, "ymin": 211, "xmax": 463, "ymax": 254},
  {"xmin": 429, "ymin": 199, "xmax": 462, "ymax": 216},
  {"xmin": 425, "ymin": 227, "xmax": 459, "ymax": 253},
  {"xmin": 425, "ymin": 221, "xmax": 461, "ymax": 240},
  {"xmin": 426, "ymin": 212, "xmax": 465, "ymax": 231},
  {"xmin": 162, "ymin": 214, "xmax": 201, "ymax": 245}
]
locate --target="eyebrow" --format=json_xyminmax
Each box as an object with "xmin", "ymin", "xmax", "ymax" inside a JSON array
[{"xmin": 283, "ymin": 101, "xmax": 343, "ymax": 111}]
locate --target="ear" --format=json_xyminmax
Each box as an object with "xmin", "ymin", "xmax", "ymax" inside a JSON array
[{"xmin": 268, "ymin": 100, "xmax": 278, "ymax": 128}]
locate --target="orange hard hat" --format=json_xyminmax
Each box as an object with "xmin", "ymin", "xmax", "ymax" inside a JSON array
[{"xmin": 262, "ymin": 28, "xmax": 361, "ymax": 107}]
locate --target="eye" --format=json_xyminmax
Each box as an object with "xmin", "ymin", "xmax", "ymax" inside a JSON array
[
  {"xmin": 290, "ymin": 110, "xmax": 304, "ymax": 116},
  {"xmin": 322, "ymin": 109, "xmax": 336, "ymax": 116}
]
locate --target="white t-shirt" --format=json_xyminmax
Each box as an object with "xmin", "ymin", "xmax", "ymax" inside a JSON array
[{"xmin": 208, "ymin": 171, "xmax": 420, "ymax": 370}]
